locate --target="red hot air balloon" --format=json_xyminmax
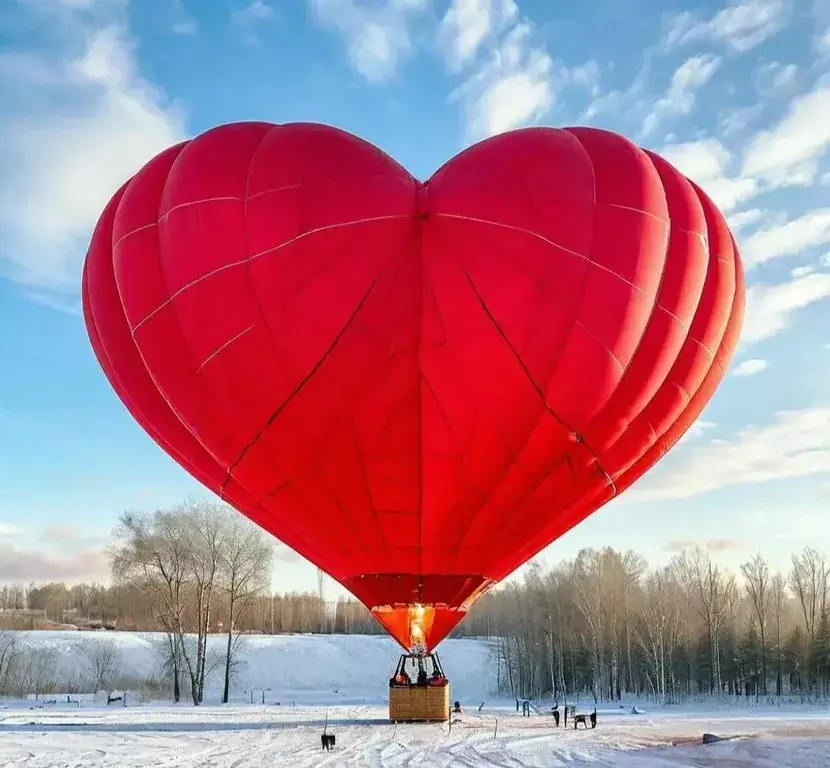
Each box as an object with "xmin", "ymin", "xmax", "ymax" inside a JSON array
[{"xmin": 82, "ymin": 122, "xmax": 744, "ymax": 653}]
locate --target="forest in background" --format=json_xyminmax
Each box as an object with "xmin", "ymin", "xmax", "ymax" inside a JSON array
[{"xmin": 2, "ymin": 499, "xmax": 830, "ymax": 705}]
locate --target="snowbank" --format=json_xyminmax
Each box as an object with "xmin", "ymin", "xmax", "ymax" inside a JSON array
[{"xmin": 12, "ymin": 631, "xmax": 498, "ymax": 705}]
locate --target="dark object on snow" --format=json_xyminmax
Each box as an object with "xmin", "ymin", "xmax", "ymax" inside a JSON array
[
  {"xmin": 321, "ymin": 733, "xmax": 336, "ymax": 751},
  {"xmin": 631, "ymin": 706, "xmax": 646, "ymax": 715},
  {"xmin": 521, "ymin": 699, "xmax": 531, "ymax": 717},
  {"xmin": 106, "ymin": 694, "xmax": 122, "ymax": 706},
  {"xmin": 452, "ymin": 701, "xmax": 462, "ymax": 714},
  {"xmin": 702, "ymin": 733, "xmax": 722, "ymax": 744},
  {"xmin": 573, "ymin": 708, "xmax": 597, "ymax": 729},
  {"xmin": 551, "ymin": 705, "xmax": 560, "ymax": 727}
]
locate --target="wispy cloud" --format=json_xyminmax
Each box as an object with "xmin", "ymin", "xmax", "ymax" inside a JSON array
[
  {"xmin": 663, "ymin": 0, "xmax": 793, "ymax": 53},
  {"xmin": 742, "ymin": 86, "xmax": 830, "ymax": 187},
  {"xmin": 437, "ymin": 0, "xmax": 517, "ymax": 72},
  {"xmin": 742, "ymin": 271, "xmax": 830, "ymax": 343},
  {"xmin": 755, "ymin": 61, "xmax": 798, "ymax": 94},
  {"xmin": 732, "ymin": 358, "xmax": 769, "ymax": 376},
  {"xmin": 659, "ymin": 139, "xmax": 757, "ymax": 214},
  {"xmin": 0, "ymin": 541, "xmax": 110, "ymax": 583},
  {"xmin": 642, "ymin": 54, "xmax": 721, "ymax": 136},
  {"xmin": 450, "ymin": 22, "xmax": 554, "ymax": 140},
  {"xmin": 308, "ymin": 0, "xmax": 428, "ymax": 83},
  {"xmin": 741, "ymin": 209, "xmax": 830, "ymax": 267},
  {"xmin": 25, "ymin": 291, "xmax": 82, "ymax": 317},
  {"xmin": 728, "ymin": 208, "xmax": 766, "ymax": 234},
  {"xmin": 634, "ymin": 407, "xmax": 830, "ymax": 501}
]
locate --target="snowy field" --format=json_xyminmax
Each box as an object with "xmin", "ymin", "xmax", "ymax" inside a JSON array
[{"xmin": 2, "ymin": 631, "xmax": 830, "ymax": 766}]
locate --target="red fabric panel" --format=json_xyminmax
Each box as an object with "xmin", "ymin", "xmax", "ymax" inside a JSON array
[{"xmin": 82, "ymin": 123, "xmax": 744, "ymax": 650}]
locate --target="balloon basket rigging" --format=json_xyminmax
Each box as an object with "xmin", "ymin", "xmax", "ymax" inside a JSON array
[{"xmin": 388, "ymin": 652, "xmax": 450, "ymax": 723}]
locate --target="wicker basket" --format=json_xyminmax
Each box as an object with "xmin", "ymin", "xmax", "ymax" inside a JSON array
[{"xmin": 389, "ymin": 684, "xmax": 450, "ymax": 722}]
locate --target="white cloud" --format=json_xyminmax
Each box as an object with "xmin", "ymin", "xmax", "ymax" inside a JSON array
[
  {"xmin": 659, "ymin": 139, "xmax": 757, "ymax": 213},
  {"xmin": 308, "ymin": 0, "xmax": 427, "ymax": 82},
  {"xmin": 743, "ymin": 271, "xmax": 830, "ymax": 343},
  {"xmin": 676, "ymin": 418, "xmax": 717, "ymax": 446},
  {"xmin": 582, "ymin": 57, "xmax": 650, "ymax": 121},
  {"xmin": 437, "ymin": 0, "xmax": 517, "ymax": 72},
  {"xmin": 741, "ymin": 209, "xmax": 830, "ymax": 267},
  {"xmin": 732, "ymin": 358, "xmax": 769, "ymax": 376},
  {"xmin": 756, "ymin": 61, "xmax": 797, "ymax": 94},
  {"xmin": 0, "ymin": 541, "xmax": 109, "ymax": 582},
  {"xmin": 719, "ymin": 104, "xmax": 763, "ymax": 137},
  {"xmin": 452, "ymin": 22, "xmax": 553, "ymax": 140},
  {"xmin": 727, "ymin": 208, "xmax": 765, "ymax": 233},
  {"xmin": 0, "ymin": 7, "xmax": 184, "ymax": 292},
  {"xmin": 642, "ymin": 54, "xmax": 721, "ymax": 136},
  {"xmin": 688, "ymin": 420, "xmax": 718, "ymax": 438},
  {"xmin": 742, "ymin": 86, "xmax": 830, "ymax": 186},
  {"xmin": 0, "ymin": 523, "xmax": 23, "ymax": 539},
  {"xmin": 633, "ymin": 407, "xmax": 830, "ymax": 501},
  {"xmin": 25, "ymin": 291, "xmax": 83, "ymax": 317},
  {"xmin": 791, "ymin": 265, "xmax": 815, "ymax": 278},
  {"xmin": 664, "ymin": 0, "xmax": 792, "ymax": 53}
]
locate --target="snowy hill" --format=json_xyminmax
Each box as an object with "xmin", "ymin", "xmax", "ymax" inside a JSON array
[{"xmin": 12, "ymin": 631, "xmax": 498, "ymax": 705}]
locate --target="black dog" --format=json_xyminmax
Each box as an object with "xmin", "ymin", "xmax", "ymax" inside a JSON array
[
  {"xmin": 321, "ymin": 733, "xmax": 336, "ymax": 751},
  {"xmin": 573, "ymin": 709, "xmax": 597, "ymax": 729}
]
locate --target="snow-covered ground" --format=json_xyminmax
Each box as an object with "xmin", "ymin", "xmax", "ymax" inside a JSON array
[
  {"xmin": 2, "ymin": 702, "xmax": 829, "ymax": 766},
  {"xmin": 2, "ymin": 631, "xmax": 829, "ymax": 766}
]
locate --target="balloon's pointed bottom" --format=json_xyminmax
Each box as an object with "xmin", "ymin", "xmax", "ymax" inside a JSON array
[
  {"xmin": 341, "ymin": 573, "xmax": 495, "ymax": 651},
  {"xmin": 371, "ymin": 605, "xmax": 468, "ymax": 652}
]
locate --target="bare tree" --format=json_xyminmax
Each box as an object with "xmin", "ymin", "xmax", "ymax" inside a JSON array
[
  {"xmin": 571, "ymin": 549, "xmax": 604, "ymax": 700},
  {"xmin": 675, "ymin": 548, "xmax": 735, "ymax": 695},
  {"xmin": 636, "ymin": 567, "xmax": 682, "ymax": 702},
  {"xmin": 0, "ymin": 631, "xmax": 21, "ymax": 694},
  {"xmin": 219, "ymin": 515, "xmax": 273, "ymax": 703},
  {"xmin": 20, "ymin": 644, "xmax": 58, "ymax": 698},
  {"xmin": 741, "ymin": 553, "xmax": 770, "ymax": 696},
  {"xmin": 79, "ymin": 637, "xmax": 121, "ymax": 692},
  {"xmin": 770, "ymin": 571, "xmax": 786, "ymax": 697},
  {"xmin": 789, "ymin": 547, "xmax": 828, "ymax": 639},
  {"xmin": 112, "ymin": 507, "xmax": 192, "ymax": 703},
  {"xmin": 183, "ymin": 499, "xmax": 228, "ymax": 704}
]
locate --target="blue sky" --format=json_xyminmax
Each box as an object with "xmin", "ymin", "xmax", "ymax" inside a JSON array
[{"xmin": 0, "ymin": 0, "xmax": 829, "ymax": 595}]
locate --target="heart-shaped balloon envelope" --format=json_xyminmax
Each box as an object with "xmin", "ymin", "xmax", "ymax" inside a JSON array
[{"xmin": 83, "ymin": 122, "xmax": 744, "ymax": 651}]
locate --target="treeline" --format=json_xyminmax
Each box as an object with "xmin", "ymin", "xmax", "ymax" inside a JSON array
[
  {"xmin": 5, "ymin": 497, "xmax": 830, "ymax": 706},
  {"xmin": 456, "ymin": 546, "xmax": 830, "ymax": 704},
  {"xmin": 0, "ymin": 583, "xmax": 380, "ymax": 637}
]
